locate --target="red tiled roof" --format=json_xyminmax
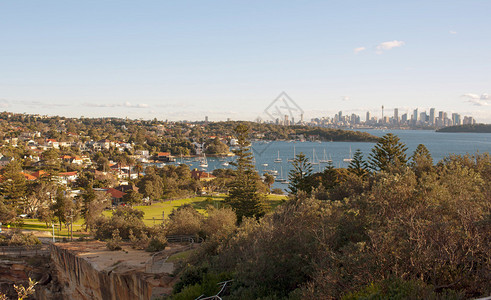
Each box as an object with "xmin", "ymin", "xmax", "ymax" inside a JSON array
[
  {"xmin": 59, "ymin": 171, "xmax": 77, "ymax": 176},
  {"xmin": 106, "ymin": 188, "xmax": 125, "ymax": 199},
  {"xmin": 32, "ymin": 170, "xmax": 48, "ymax": 178},
  {"xmin": 158, "ymin": 152, "xmax": 171, "ymax": 156},
  {"xmin": 21, "ymin": 172, "xmax": 37, "ymax": 180}
]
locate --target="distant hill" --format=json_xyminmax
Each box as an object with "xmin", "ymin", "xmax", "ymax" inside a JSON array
[{"xmin": 436, "ymin": 124, "xmax": 491, "ymax": 133}]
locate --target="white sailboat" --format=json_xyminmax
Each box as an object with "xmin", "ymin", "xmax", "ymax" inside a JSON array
[
  {"xmin": 287, "ymin": 145, "xmax": 296, "ymax": 162},
  {"xmin": 312, "ymin": 148, "xmax": 319, "ymax": 165},
  {"xmin": 277, "ymin": 165, "xmax": 289, "ymax": 184},
  {"xmin": 199, "ymin": 153, "xmax": 208, "ymax": 168},
  {"xmin": 343, "ymin": 147, "xmax": 353, "ymax": 162},
  {"xmin": 319, "ymin": 149, "xmax": 332, "ymax": 163},
  {"xmin": 274, "ymin": 150, "xmax": 282, "ymax": 163}
]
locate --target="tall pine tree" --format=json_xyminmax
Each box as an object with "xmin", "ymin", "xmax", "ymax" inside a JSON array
[
  {"xmin": 288, "ymin": 153, "xmax": 314, "ymax": 195},
  {"xmin": 368, "ymin": 133, "xmax": 408, "ymax": 172},
  {"xmin": 226, "ymin": 124, "xmax": 266, "ymax": 222},
  {"xmin": 348, "ymin": 149, "xmax": 369, "ymax": 177}
]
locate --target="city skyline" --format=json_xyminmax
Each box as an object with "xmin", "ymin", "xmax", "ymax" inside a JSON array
[
  {"xmin": 1, "ymin": 1, "xmax": 490, "ymax": 122},
  {"xmin": 266, "ymin": 105, "xmax": 476, "ymax": 128}
]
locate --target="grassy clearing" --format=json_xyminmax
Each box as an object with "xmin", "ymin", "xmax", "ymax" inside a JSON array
[
  {"xmin": 15, "ymin": 218, "xmax": 88, "ymax": 238},
  {"xmin": 17, "ymin": 194, "xmax": 287, "ymax": 232}
]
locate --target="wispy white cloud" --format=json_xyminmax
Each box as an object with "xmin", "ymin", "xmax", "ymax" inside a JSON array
[
  {"xmin": 461, "ymin": 93, "xmax": 489, "ymax": 106},
  {"xmin": 376, "ymin": 40, "xmax": 405, "ymax": 54},
  {"xmin": 449, "ymin": 30, "xmax": 457, "ymax": 34},
  {"xmin": 353, "ymin": 47, "xmax": 366, "ymax": 54},
  {"xmin": 15, "ymin": 100, "xmax": 70, "ymax": 108},
  {"xmin": 84, "ymin": 101, "xmax": 150, "ymax": 108},
  {"xmin": 123, "ymin": 101, "xmax": 148, "ymax": 108}
]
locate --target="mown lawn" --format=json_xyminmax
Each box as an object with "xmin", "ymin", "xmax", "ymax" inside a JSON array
[
  {"xmin": 17, "ymin": 194, "xmax": 287, "ymax": 233},
  {"xmin": 104, "ymin": 194, "xmax": 287, "ymax": 226},
  {"xmin": 17, "ymin": 218, "xmax": 88, "ymax": 238}
]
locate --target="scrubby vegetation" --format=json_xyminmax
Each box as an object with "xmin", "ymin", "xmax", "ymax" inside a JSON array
[
  {"xmin": 0, "ymin": 230, "xmax": 41, "ymax": 247},
  {"xmin": 169, "ymin": 134, "xmax": 490, "ymax": 299}
]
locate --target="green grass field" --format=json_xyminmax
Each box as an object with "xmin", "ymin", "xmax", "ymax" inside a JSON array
[
  {"xmin": 104, "ymin": 194, "xmax": 287, "ymax": 226},
  {"xmin": 16, "ymin": 194, "xmax": 287, "ymax": 235}
]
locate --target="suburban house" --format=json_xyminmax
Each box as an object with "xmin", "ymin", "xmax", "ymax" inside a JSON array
[
  {"xmin": 55, "ymin": 171, "xmax": 78, "ymax": 184},
  {"xmin": 157, "ymin": 152, "xmax": 174, "ymax": 162},
  {"xmin": 105, "ymin": 188, "xmax": 126, "ymax": 205},
  {"xmin": 191, "ymin": 169, "xmax": 216, "ymax": 182},
  {"xmin": 45, "ymin": 139, "xmax": 60, "ymax": 149}
]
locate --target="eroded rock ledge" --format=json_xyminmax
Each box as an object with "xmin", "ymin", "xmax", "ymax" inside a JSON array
[{"xmin": 49, "ymin": 241, "xmax": 181, "ymax": 300}]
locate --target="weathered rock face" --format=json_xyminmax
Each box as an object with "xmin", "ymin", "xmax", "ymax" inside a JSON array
[
  {"xmin": 49, "ymin": 244, "xmax": 153, "ymax": 300},
  {"xmin": 0, "ymin": 255, "xmax": 62, "ymax": 300},
  {"xmin": 1, "ymin": 242, "xmax": 178, "ymax": 299}
]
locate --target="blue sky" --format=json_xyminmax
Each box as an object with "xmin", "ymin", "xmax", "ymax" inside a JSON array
[{"xmin": 1, "ymin": 1, "xmax": 490, "ymax": 122}]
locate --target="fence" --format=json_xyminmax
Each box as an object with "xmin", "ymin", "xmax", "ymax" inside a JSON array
[
  {"xmin": 166, "ymin": 235, "xmax": 204, "ymax": 244},
  {"xmin": 0, "ymin": 245, "xmax": 49, "ymax": 257}
]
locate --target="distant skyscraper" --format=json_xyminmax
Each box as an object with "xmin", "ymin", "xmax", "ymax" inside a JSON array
[
  {"xmin": 413, "ymin": 108, "xmax": 419, "ymax": 122},
  {"xmin": 393, "ymin": 108, "xmax": 399, "ymax": 123},
  {"xmin": 401, "ymin": 113, "xmax": 408, "ymax": 123},
  {"xmin": 420, "ymin": 112, "xmax": 427, "ymax": 123},
  {"xmin": 381, "ymin": 105, "xmax": 384, "ymax": 121},
  {"xmin": 366, "ymin": 111, "xmax": 370, "ymax": 123},
  {"xmin": 452, "ymin": 113, "xmax": 461, "ymax": 125},
  {"xmin": 429, "ymin": 108, "xmax": 435, "ymax": 125}
]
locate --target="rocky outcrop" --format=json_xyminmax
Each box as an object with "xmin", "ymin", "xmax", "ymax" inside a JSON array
[
  {"xmin": 50, "ymin": 244, "xmax": 154, "ymax": 300},
  {"xmin": 1, "ymin": 242, "xmax": 179, "ymax": 299},
  {"xmin": 49, "ymin": 242, "xmax": 179, "ymax": 300},
  {"xmin": 0, "ymin": 255, "xmax": 63, "ymax": 300}
]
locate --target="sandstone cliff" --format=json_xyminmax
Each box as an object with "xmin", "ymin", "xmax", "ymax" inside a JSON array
[{"xmin": 49, "ymin": 242, "xmax": 177, "ymax": 300}]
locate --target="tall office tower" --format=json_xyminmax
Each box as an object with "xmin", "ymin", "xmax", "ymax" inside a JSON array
[
  {"xmin": 394, "ymin": 108, "xmax": 399, "ymax": 124},
  {"xmin": 401, "ymin": 113, "xmax": 408, "ymax": 123},
  {"xmin": 382, "ymin": 105, "xmax": 384, "ymax": 121},
  {"xmin": 438, "ymin": 111, "xmax": 444, "ymax": 120},
  {"xmin": 205, "ymin": 116, "xmax": 209, "ymax": 123},
  {"xmin": 284, "ymin": 114, "xmax": 289, "ymax": 126},
  {"xmin": 452, "ymin": 113, "xmax": 461, "ymax": 125},
  {"xmin": 429, "ymin": 108, "xmax": 435, "ymax": 125},
  {"xmin": 420, "ymin": 112, "xmax": 427, "ymax": 124},
  {"xmin": 300, "ymin": 113, "xmax": 304, "ymax": 124},
  {"xmin": 366, "ymin": 111, "xmax": 370, "ymax": 123},
  {"xmin": 413, "ymin": 108, "xmax": 419, "ymax": 123},
  {"xmin": 351, "ymin": 113, "xmax": 357, "ymax": 124},
  {"xmin": 338, "ymin": 111, "xmax": 343, "ymax": 120}
]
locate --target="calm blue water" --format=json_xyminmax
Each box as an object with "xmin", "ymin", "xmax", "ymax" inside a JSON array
[{"xmin": 173, "ymin": 130, "xmax": 491, "ymax": 190}]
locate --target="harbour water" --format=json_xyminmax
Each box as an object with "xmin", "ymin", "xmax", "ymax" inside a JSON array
[{"xmin": 175, "ymin": 130, "xmax": 491, "ymax": 190}]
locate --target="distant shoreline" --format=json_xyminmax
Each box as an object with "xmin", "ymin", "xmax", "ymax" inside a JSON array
[{"xmin": 436, "ymin": 124, "xmax": 491, "ymax": 133}]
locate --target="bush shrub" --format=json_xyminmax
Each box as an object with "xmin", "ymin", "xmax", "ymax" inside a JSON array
[
  {"xmin": 166, "ymin": 205, "xmax": 203, "ymax": 236},
  {"xmin": 106, "ymin": 229, "xmax": 122, "ymax": 251}
]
